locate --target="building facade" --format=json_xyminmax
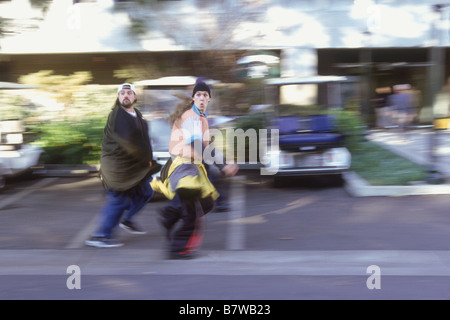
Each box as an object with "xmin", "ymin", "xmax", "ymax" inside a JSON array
[{"xmin": 0, "ymin": 0, "xmax": 449, "ymax": 122}]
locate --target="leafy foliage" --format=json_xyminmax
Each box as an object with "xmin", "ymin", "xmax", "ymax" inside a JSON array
[
  {"xmin": 16, "ymin": 70, "xmax": 116, "ymax": 164},
  {"xmin": 32, "ymin": 118, "xmax": 105, "ymax": 164},
  {"xmin": 19, "ymin": 70, "xmax": 93, "ymax": 108}
]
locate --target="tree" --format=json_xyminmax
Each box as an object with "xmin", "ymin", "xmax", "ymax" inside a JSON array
[
  {"xmin": 19, "ymin": 70, "xmax": 93, "ymax": 119},
  {"xmin": 114, "ymin": 0, "xmax": 268, "ymax": 82},
  {"xmin": 0, "ymin": 0, "xmax": 52, "ymax": 47}
]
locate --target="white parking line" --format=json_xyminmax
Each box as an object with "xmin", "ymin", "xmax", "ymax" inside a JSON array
[
  {"xmin": 226, "ymin": 176, "xmax": 246, "ymax": 250},
  {"xmin": 0, "ymin": 178, "xmax": 59, "ymax": 211},
  {"xmin": 65, "ymin": 214, "xmax": 99, "ymax": 249}
]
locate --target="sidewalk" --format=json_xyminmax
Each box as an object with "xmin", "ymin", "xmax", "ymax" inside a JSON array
[
  {"xmin": 344, "ymin": 128, "xmax": 450, "ymax": 197},
  {"xmin": 366, "ymin": 128, "xmax": 450, "ymax": 175}
]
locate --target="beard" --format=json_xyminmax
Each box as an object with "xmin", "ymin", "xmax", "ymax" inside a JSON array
[{"xmin": 120, "ymin": 98, "xmax": 134, "ymax": 109}]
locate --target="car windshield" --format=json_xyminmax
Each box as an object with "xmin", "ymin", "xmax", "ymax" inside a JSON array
[
  {"xmin": 140, "ymin": 89, "xmax": 190, "ymax": 116},
  {"xmin": 140, "ymin": 88, "xmax": 190, "ymax": 152},
  {"xmin": 148, "ymin": 117, "xmax": 172, "ymax": 152}
]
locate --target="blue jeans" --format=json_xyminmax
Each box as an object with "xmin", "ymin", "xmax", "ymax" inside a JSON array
[{"xmin": 93, "ymin": 177, "xmax": 154, "ymax": 238}]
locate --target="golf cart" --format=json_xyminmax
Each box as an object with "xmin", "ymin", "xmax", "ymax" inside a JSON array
[{"xmin": 262, "ymin": 76, "xmax": 351, "ymax": 186}]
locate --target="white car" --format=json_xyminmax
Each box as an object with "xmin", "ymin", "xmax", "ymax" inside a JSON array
[
  {"xmin": 147, "ymin": 117, "xmax": 172, "ymax": 177},
  {"xmin": 0, "ymin": 119, "xmax": 42, "ymax": 188}
]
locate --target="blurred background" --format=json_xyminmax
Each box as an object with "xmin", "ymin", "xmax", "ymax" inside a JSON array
[
  {"xmin": 2, "ymin": 0, "xmax": 450, "ymax": 300},
  {"xmin": 0, "ymin": 0, "xmax": 448, "ymax": 179}
]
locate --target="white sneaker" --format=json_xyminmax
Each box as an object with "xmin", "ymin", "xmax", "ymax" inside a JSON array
[{"xmin": 85, "ymin": 236, "xmax": 124, "ymax": 248}]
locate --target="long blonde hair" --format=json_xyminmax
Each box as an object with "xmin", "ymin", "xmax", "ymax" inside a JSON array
[{"xmin": 169, "ymin": 97, "xmax": 193, "ymax": 126}]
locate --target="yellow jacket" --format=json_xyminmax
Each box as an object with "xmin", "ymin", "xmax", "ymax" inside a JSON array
[{"xmin": 150, "ymin": 156, "xmax": 219, "ymax": 201}]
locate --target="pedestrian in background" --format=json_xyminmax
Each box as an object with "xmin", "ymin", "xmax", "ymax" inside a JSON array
[
  {"xmin": 374, "ymin": 86, "xmax": 392, "ymax": 129},
  {"xmin": 151, "ymin": 81, "xmax": 238, "ymax": 259},
  {"xmin": 387, "ymin": 84, "xmax": 417, "ymax": 131},
  {"xmin": 86, "ymin": 83, "xmax": 159, "ymax": 248}
]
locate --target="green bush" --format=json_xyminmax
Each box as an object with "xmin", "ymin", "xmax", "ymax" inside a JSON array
[
  {"xmin": 328, "ymin": 108, "xmax": 367, "ymax": 150},
  {"xmin": 17, "ymin": 71, "xmax": 116, "ymax": 165},
  {"xmin": 32, "ymin": 118, "xmax": 105, "ymax": 164},
  {"xmin": 229, "ymin": 112, "xmax": 269, "ymax": 163},
  {"xmin": 233, "ymin": 112, "xmax": 268, "ymax": 131}
]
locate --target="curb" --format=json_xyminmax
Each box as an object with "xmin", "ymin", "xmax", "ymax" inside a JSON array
[
  {"xmin": 31, "ymin": 164, "xmax": 450, "ymax": 197},
  {"xmin": 343, "ymin": 171, "xmax": 450, "ymax": 197},
  {"xmin": 32, "ymin": 164, "xmax": 100, "ymax": 177}
]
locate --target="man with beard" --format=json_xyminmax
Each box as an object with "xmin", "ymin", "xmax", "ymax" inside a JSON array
[{"xmin": 86, "ymin": 83, "xmax": 159, "ymax": 248}]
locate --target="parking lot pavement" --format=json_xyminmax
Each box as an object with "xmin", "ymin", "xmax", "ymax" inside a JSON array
[
  {"xmin": 4, "ymin": 170, "xmax": 450, "ymax": 252},
  {"xmin": 4, "ymin": 171, "xmax": 450, "ymax": 299},
  {"xmin": 3, "ymin": 128, "xmax": 450, "ymax": 301}
]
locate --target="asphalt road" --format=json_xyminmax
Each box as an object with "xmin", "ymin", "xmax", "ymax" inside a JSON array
[{"xmin": 2, "ymin": 172, "xmax": 450, "ymax": 301}]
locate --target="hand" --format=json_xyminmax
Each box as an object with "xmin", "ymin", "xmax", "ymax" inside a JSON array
[
  {"xmin": 149, "ymin": 161, "xmax": 153, "ymax": 167},
  {"xmin": 222, "ymin": 164, "xmax": 239, "ymax": 177}
]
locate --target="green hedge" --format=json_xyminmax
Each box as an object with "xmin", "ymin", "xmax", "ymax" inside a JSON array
[{"xmin": 31, "ymin": 118, "xmax": 106, "ymax": 164}]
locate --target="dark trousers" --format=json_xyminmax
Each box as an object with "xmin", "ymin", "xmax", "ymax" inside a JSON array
[{"xmin": 161, "ymin": 189, "xmax": 214, "ymax": 253}]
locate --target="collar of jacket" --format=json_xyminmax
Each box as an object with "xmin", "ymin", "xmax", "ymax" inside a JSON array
[{"xmin": 192, "ymin": 104, "xmax": 207, "ymax": 118}]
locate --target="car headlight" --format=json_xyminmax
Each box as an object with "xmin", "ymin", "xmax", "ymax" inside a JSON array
[
  {"xmin": 264, "ymin": 150, "xmax": 294, "ymax": 169},
  {"xmin": 323, "ymin": 148, "xmax": 351, "ymax": 167},
  {"xmin": 279, "ymin": 151, "xmax": 294, "ymax": 168}
]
